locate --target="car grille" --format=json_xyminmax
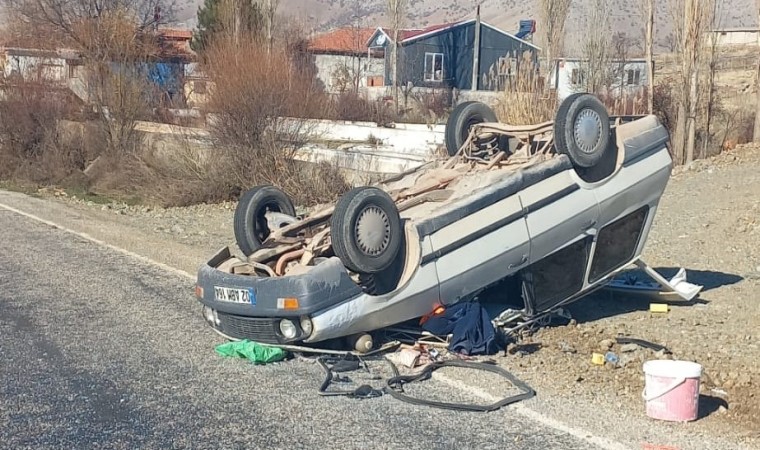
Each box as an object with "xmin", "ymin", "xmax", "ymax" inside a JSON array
[{"xmin": 216, "ymin": 312, "xmax": 280, "ymax": 344}]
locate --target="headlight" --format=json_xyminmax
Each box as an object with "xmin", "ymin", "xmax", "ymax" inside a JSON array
[
  {"xmin": 279, "ymin": 319, "xmax": 298, "ymax": 339},
  {"xmin": 300, "ymin": 317, "xmax": 313, "ymax": 336}
]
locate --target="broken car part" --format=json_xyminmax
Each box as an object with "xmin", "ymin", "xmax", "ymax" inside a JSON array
[
  {"xmin": 317, "ymin": 355, "xmax": 398, "ymax": 399},
  {"xmin": 385, "ymin": 359, "xmax": 535, "ymax": 412},
  {"xmin": 615, "ymin": 337, "xmax": 670, "ymax": 354}
]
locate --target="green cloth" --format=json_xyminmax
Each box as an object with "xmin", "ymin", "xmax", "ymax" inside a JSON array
[{"xmin": 215, "ymin": 340, "xmax": 287, "ymax": 364}]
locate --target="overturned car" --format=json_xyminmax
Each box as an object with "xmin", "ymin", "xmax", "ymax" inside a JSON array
[{"xmin": 195, "ymin": 93, "xmax": 673, "ymax": 350}]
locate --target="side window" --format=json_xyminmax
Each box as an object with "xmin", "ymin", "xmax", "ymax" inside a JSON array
[
  {"xmin": 589, "ymin": 206, "xmax": 649, "ymax": 283},
  {"xmin": 526, "ymin": 236, "xmax": 592, "ymax": 313}
]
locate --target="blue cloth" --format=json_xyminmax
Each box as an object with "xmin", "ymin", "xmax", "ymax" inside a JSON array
[{"xmin": 421, "ymin": 302, "xmax": 500, "ymax": 356}]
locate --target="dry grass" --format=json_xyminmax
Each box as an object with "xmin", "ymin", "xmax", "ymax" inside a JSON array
[
  {"xmin": 0, "ymin": 79, "xmax": 86, "ymax": 184},
  {"xmin": 493, "ymin": 52, "xmax": 557, "ymax": 125}
]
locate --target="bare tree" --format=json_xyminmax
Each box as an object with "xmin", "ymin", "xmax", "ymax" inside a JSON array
[
  {"xmin": 387, "ymin": 0, "xmax": 407, "ymax": 112},
  {"xmin": 669, "ymin": 0, "xmax": 714, "ymax": 165},
  {"xmin": 643, "ymin": 0, "xmax": 654, "ymax": 114},
  {"xmin": 539, "ymin": 0, "xmax": 572, "ymax": 87},
  {"xmin": 611, "ymin": 33, "xmax": 631, "ymax": 99},
  {"xmin": 5, "ymin": 0, "xmax": 173, "ymax": 48},
  {"xmin": 578, "ymin": 0, "xmax": 611, "ymax": 94},
  {"xmin": 754, "ymin": 0, "xmax": 760, "ymax": 141},
  {"xmin": 703, "ymin": 1, "xmax": 723, "ymax": 158},
  {"xmin": 669, "ymin": 0, "xmax": 686, "ymax": 162},
  {"xmin": 5, "ymin": 0, "xmax": 175, "ymax": 158},
  {"xmin": 264, "ymin": 0, "xmax": 280, "ymax": 54},
  {"xmin": 684, "ymin": 0, "xmax": 714, "ymax": 164}
]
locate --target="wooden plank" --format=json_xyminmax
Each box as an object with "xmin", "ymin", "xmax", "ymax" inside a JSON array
[{"xmin": 397, "ymin": 189, "xmax": 454, "ymax": 212}]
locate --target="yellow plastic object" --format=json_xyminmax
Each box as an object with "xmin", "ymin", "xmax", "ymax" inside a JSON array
[
  {"xmin": 591, "ymin": 353, "xmax": 605, "ymax": 365},
  {"xmin": 650, "ymin": 303, "xmax": 669, "ymax": 313}
]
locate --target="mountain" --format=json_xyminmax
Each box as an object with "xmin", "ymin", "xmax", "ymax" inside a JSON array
[{"xmin": 174, "ymin": 0, "xmax": 758, "ymax": 54}]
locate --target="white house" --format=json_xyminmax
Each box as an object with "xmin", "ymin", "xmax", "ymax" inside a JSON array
[
  {"xmin": 707, "ymin": 28, "xmax": 760, "ymax": 46},
  {"xmin": 0, "ymin": 47, "xmax": 84, "ymax": 82},
  {"xmin": 548, "ymin": 58, "xmax": 650, "ymax": 101},
  {"xmin": 306, "ymin": 27, "xmax": 386, "ymax": 94}
]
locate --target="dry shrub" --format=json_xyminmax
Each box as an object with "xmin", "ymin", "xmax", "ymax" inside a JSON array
[
  {"xmin": 594, "ymin": 89, "xmax": 648, "ymax": 116},
  {"xmin": 495, "ymin": 53, "xmax": 556, "ymax": 125},
  {"xmin": 653, "ymin": 77, "xmax": 678, "ymax": 136},
  {"xmin": 403, "ymin": 88, "xmax": 451, "ymax": 124},
  {"xmin": 198, "ymin": 37, "xmax": 349, "ymax": 206},
  {"xmin": 0, "ymin": 79, "xmax": 85, "ymax": 183}
]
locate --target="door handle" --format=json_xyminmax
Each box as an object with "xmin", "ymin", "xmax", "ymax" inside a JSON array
[{"xmin": 509, "ymin": 254, "xmax": 529, "ymax": 269}]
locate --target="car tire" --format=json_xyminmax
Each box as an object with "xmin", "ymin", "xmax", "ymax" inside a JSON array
[
  {"xmin": 554, "ymin": 93, "xmax": 610, "ymax": 168},
  {"xmin": 331, "ymin": 187, "xmax": 402, "ymax": 274},
  {"xmin": 445, "ymin": 101, "xmax": 498, "ymax": 156},
  {"xmin": 234, "ymin": 185, "xmax": 296, "ymax": 256}
]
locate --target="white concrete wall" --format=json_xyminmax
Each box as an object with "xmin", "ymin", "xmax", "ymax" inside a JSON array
[
  {"xmin": 284, "ymin": 117, "xmax": 444, "ymax": 155},
  {"xmin": 551, "ymin": 60, "xmax": 649, "ymax": 101},
  {"xmin": 132, "ymin": 118, "xmax": 440, "ymax": 182},
  {"xmin": 3, "ymin": 54, "xmax": 68, "ymax": 81},
  {"xmin": 313, "ymin": 53, "xmax": 385, "ymax": 93}
]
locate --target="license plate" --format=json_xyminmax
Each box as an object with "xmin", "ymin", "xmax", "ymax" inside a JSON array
[{"xmin": 214, "ymin": 286, "xmax": 255, "ymax": 305}]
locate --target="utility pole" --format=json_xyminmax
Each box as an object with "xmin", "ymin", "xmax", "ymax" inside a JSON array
[{"xmin": 471, "ymin": 4, "xmax": 481, "ymax": 91}]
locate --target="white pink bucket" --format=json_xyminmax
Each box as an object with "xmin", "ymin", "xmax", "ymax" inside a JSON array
[{"xmin": 642, "ymin": 360, "xmax": 702, "ymax": 422}]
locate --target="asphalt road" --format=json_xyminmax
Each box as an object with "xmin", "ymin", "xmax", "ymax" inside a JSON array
[{"xmin": 0, "ymin": 209, "xmax": 596, "ymax": 450}]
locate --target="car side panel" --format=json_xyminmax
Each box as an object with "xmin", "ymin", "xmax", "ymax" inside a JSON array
[
  {"xmin": 429, "ymin": 194, "xmax": 530, "ymax": 304},
  {"xmin": 590, "ymin": 148, "xmax": 672, "ymax": 228},
  {"xmin": 520, "ymin": 170, "xmax": 600, "ymax": 264}
]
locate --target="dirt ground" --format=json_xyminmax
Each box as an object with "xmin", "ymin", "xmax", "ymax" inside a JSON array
[{"xmin": 9, "ymin": 143, "xmax": 760, "ymax": 448}]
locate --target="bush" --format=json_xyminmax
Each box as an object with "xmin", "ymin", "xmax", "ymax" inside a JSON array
[
  {"xmin": 199, "ymin": 37, "xmax": 350, "ymax": 206},
  {"xmin": 0, "ymin": 80, "xmax": 85, "ymax": 184},
  {"xmin": 653, "ymin": 78, "xmax": 677, "ymax": 136}
]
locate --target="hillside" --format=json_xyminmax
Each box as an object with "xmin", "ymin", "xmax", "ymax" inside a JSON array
[{"xmin": 174, "ymin": 0, "xmax": 757, "ymax": 55}]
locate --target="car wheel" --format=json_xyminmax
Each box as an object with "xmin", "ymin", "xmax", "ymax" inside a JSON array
[
  {"xmin": 234, "ymin": 185, "xmax": 296, "ymax": 256},
  {"xmin": 331, "ymin": 187, "xmax": 402, "ymax": 274},
  {"xmin": 445, "ymin": 101, "xmax": 498, "ymax": 156},
  {"xmin": 554, "ymin": 93, "xmax": 610, "ymax": 168}
]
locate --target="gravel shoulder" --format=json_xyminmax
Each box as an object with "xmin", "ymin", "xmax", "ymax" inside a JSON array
[{"xmin": 2, "ymin": 145, "xmax": 759, "ymax": 450}]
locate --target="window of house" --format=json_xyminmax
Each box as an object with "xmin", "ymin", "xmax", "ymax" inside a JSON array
[
  {"xmin": 194, "ymin": 80, "xmax": 207, "ymax": 95},
  {"xmin": 626, "ymin": 69, "xmax": 641, "ymax": 85},
  {"xmin": 571, "ymin": 68, "xmax": 585, "ymax": 86},
  {"xmin": 498, "ymin": 56, "xmax": 517, "ymax": 76},
  {"xmin": 68, "ymin": 64, "xmax": 76, "ymax": 78},
  {"xmin": 424, "ymin": 52, "xmax": 444, "ymax": 82}
]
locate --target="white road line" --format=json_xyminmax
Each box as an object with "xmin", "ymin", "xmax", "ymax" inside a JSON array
[
  {"xmin": 433, "ymin": 372, "xmax": 631, "ymax": 450},
  {"xmin": 0, "ymin": 198, "xmax": 630, "ymax": 450}
]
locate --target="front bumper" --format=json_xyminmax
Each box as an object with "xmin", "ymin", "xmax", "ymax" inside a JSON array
[{"xmin": 196, "ymin": 247, "xmax": 364, "ymax": 343}]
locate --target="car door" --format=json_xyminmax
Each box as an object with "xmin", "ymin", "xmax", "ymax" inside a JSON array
[
  {"xmin": 518, "ymin": 166, "xmax": 600, "ymax": 313},
  {"xmin": 520, "ymin": 167, "xmax": 600, "ymax": 264},
  {"xmin": 429, "ymin": 193, "xmax": 531, "ymax": 305}
]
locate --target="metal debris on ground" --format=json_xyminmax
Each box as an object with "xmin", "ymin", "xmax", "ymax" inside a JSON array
[
  {"xmin": 615, "ymin": 336, "xmax": 670, "ymax": 354},
  {"xmin": 385, "ymin": 359, "xmax": 536, "ymax": 412}
]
